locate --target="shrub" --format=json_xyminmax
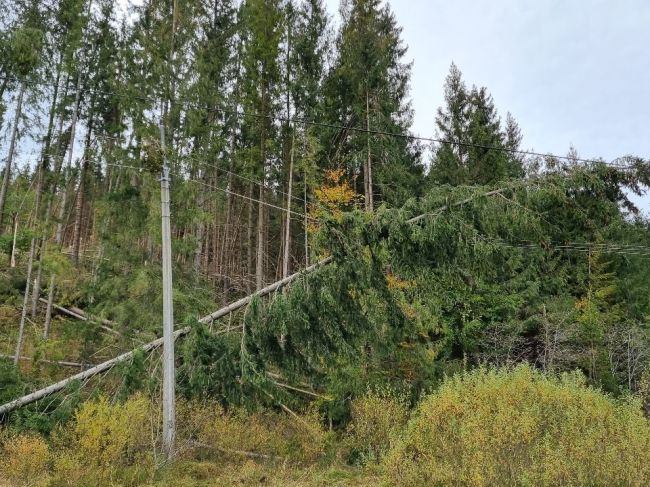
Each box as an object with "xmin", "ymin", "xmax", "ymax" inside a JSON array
[
  {"xmin": 385, "ymin": 364, "xmax": 650, "ymax": 486},
  {"xmin": 51, "ymin": 394, "xmax": 154, "ymax": 486},
  {"xmin": 0, "ymin": 434, "xmax": 50, "ymax": 487},
  {"xmin": 344, "ymin": 389, "xmax": 409, "ymax": 464},
  {"xmin": 181, "ymin": 399, "xmax": 329, "ymax": 464}
]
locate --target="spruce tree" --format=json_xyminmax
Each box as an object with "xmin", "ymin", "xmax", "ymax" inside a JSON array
[
  {"xmin": 324, "ymin": 0, "xmax": 421, "ymax": 210},
  {"xmin": 239, "ymin": 0, "xmax": 283, "ymax": 289},
  {"xmin": 430, "ymin": 63, "xmax": 524, "ymax": 186}
]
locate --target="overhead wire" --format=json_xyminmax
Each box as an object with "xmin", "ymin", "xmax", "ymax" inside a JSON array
[{"xmin": 0, "ymin": 75, "xmax": 644, "ymax": 170}]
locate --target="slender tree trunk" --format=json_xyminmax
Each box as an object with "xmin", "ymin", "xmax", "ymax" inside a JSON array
[
  {"xmin": 256, "ymin": 182, "xmax": 265, "ymax": 290},
  {"xmin": 30, "ymin": 68, "xmax": 61, "ymax": 316},
  {"xmin": 72, "ymin": 115, "xmax": 94, "ymax": 264},
  {"xmin": 304, "ymin": 168, "xmax": 309, "ymax": 267},
  {"xmin": 56, "ymin": 70, "xmax": 83, "ymax": 245},
  {"xmin": 193, "ymin": 175, "xmax": 205, "ymax": 275},
  {"xmin": 222, "ymin": 165, "xmax": 234, "ymax": 296},
  {"xmin": 0, "ymin": 81, "xmax": 27, "ymax": 229},
  {"xmin": 282, "ymin": 127, "xmax": 295, "ymax": 279},
  {"xmin": 33, "ymin": 76, "xmax": 69, "ymax": 320},
  {"xmin": 365, "ymin": 88, "xmax": 374, "ymax": 212},
  {"xmin": 14, "ymin": 238, "xmax": 36, "ymax": 365},
  {"xmin": 10, "ymin": 214, "xmax": 18, "ymax": 267},
  {"xmin": 246, "ymin": 182, "xmax": 254, "ymax": 291}
]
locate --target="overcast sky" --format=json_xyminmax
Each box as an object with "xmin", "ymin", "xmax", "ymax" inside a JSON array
[{"xmin": 326, "ymin": 0, "xmax": 650, "ymax": 164}]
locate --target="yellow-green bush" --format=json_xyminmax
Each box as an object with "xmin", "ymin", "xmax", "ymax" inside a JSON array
[
  {"xmin": 179, "ymin": 399, "xmax": 330, "ymax": 464},
  {"xmin": 0, "ymin": 433, "xmax": 50, "ymax": 487},
  {"xmin": 344, "ymin": 389, "xmax": 409, "ymax": 464},
  {"xmin": 50, "ymin": 394, "xmax": 155, "ymax": 486},
  {"xmin": 386, "ymin": 364, "xmax": 650, "ymax": 487}
]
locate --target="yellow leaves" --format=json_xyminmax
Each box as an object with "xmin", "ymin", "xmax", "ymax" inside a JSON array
[
  {"xmin": 51, "ymin": 395, "xmax": 154, "ymax": 485},
  {"xmin": 385, "ymin": 364, "xmax": 650, "ymax": 487},
  {"xmin": 384, "ymin": 273, "xmax": 414, "ymax": 291},
  {"xmin": 344, "ymin": 390, "xmax": 409, "ymax": 464},
  {"xmin": 0, "ymin": 434, "xmax": 50, "ymax": 487},
  {"xmin": 180, "ymin": 399, "xmax": 330, "ymax": 465},
  {"xmin": 309, "ymin": 169, "xmax": 359, "ymax": 230}
]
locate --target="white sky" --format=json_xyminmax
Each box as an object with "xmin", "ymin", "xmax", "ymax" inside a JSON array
[
  {"xmin": 7, "ymin": 0, "xmax": 650, "ymax": 208},
  {"xmin": 324, "ymin": 0, "xmax": 650, "ymax": 208},
  {"xmin": 326, "ymin": 0, "xmax": 650, "ymax": 163}
]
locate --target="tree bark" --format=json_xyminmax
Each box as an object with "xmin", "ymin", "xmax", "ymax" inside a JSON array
[
  {"xmin": 282, "ymin": 126, "xmax": 295, "ymax": 279},
  {"xmin": 365, "ymin": 88, "xmax": 374, "ymax": 212},
  {"xmin": 0, "ymin": 81, "xmax": 27, "ymax": 228},
  {"xmin": 246, "ymin": 182, "xmax": 254, "ymax": 291},
  {"xmin": 14, "ymin": 238, "xmax": 36, "ymax": 365},
  {"xmin": 10, "ymin": 214, "xmax": 18, "ymax": 267},
  {"xmin": 72, "ymin": 108, "xmax": 94, "ymax": 264},
  {"xmin": 56, "ymin": 70, "xmax": 83, "ymax": 245}
]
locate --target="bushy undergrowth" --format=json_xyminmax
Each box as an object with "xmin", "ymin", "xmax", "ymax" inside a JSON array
[
  {"xmin": 386, "ymin": 364, "xmax": 650, "ymax": 487},
  {"xmin": 2, "ymin": 365, "xmax": 650, "ymax": 486},
  {"xmin": 343, "ymin": 388, "xmax": 409, "ymax": 464}
]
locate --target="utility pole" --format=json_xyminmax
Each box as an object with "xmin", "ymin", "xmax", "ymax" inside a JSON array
[{"xmin": 159, "ymin": 118, "xmax": 175, "ymax": 461}]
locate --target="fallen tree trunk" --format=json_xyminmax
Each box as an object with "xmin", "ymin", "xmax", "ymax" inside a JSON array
[
  {"xmin": 0, "ymin": 258, "xmax": 332, "ymax": 416},
  {"xmin": 0, "ymin": 354, "xmax": 88, "ymax": 368},
  {"xmin": 38, "ymin": 298, "xmax": 120, "ymax": 336},
  {"xmin": 1, "ymin": 183, "xmax": 520, "ymax": 417}
]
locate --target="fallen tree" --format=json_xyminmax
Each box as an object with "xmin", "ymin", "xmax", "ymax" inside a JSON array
[
  {"xmin": 2, "ymin": 173, "xmax": 605, "ymax": 416},
  {"xmin": 0, "ymin": 258, "xmax": 332, "ymax": 416}
]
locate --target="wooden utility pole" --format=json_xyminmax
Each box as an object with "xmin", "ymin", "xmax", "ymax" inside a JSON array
[{"xmin": 159, "ymin": 119, "xmax": 175, "ymax": 461}]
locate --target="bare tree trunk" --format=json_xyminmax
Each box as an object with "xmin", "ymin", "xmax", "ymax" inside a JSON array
[
  {"xmin": 14, "ymin": 238, "xmax": 36, "ymax": 365},
  {"xmin": 33, "ymin": 76, "xmax": 70, "ymax": 319},
  {"xmin": 56, "ymin": 69, "xmax": 83, "ymax": 245},
  {"xmin": 365, "ymin": 88, "xmax": 374, "ymax": 212},
  {"xmin": 0, "ymin": 81, "xmax": 27, "ymax": 228},
  {"xmin": 10, "ymin": 214, "xmax": 18, "ymax": 267},
  {"xmin": 222, "ymin": 168, "xmax": 234, "ymax": 296},
  {"xmin": 72, "ymin": 113, "xmax": 94, "ymax": 264},
  {"xmin": 246, "ymin": 182, "xmax": 254, "ymax": 292},
  {"xmin": 43, "ymin": 275, "xmax": 56, "ymax": 339},
  {"xmin": 282, "ymin": 127, "xmax": 295, "ymax": 279},
  {"xmin": 304, "ymin": 168, "xmax": 309, "ymax": 267},
  {"xmin": 256, "ymin": 182, "xmax": 265, "ymax": 290}
]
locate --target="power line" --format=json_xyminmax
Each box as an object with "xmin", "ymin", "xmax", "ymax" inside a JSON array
[
  {"xmin": 1, "ymin": 75, "xmax": 644, "ymax": 170},
  {"xmin": 104, "ymin": 162, "xmax": 317, "ymax": 221},
  {"xmin": 188, "ymin": 177, "xmax": 317, "ymax": 222}
]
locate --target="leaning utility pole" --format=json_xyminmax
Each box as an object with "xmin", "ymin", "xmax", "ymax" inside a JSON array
[{"xmin": 159, "ymin": 118, "xmax": 175, "ymax": 461}]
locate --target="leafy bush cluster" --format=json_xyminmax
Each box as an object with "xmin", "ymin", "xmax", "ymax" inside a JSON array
[
  {"xmin": 3, "ymin": 365, "xmax": 649, "ymax": 486},
  {"xmin": 386, "ymin": 364, "xmax": 650, "ymax": 486}
]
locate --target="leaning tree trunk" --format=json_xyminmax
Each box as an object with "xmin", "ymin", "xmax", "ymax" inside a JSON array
[{"xmin": 0, "ymin": 81, "xmax": 27, "ymax": 229}]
